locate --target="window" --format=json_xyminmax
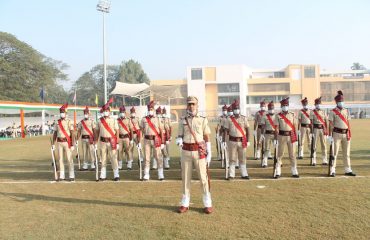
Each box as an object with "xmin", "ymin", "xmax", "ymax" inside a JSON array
[
  {"xmin": 304, "ymin": 66, "xmax": 316, "ymax": 78},
  {"xmin": 274, "ymin": 72, "xmax": 285, "ymax": 78},
  {"xmin": 191, "ymin": 68, "xmax": 202, "ymax": 80},
  {"xmin": 218, "ymin": 96, "xmax": 240, "ymax": 105},
  {"xmin": 247, "ymin": 95, "xmax": 288, "ymax": 104},
  {"xmin": 217, "ymin": 83, "xmax": 240, "ymax": 93},
  {"xmin": 320, "ymin": 81, "xmax": 370, "ymax": 102},
  {"xmin": 248, "ymin": 83, "xmax": 289, "ymax": 92}
]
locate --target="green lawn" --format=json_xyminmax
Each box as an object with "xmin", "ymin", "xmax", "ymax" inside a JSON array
[{"xmin": 0, "ymin": 120, "xmax": 369, "ymax": 239}]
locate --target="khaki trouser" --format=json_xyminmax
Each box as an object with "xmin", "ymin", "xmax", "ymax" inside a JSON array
[
  {"xmin": 81, "ymin": 139, "xmax": 95, "ymax": 165},
  {"xmin": 57, "ymin": 141, "xmax": 74, "ymax": 178},
  {"xmin": 229, "ymin": 141, "xmax": 246, "ymax": 166},
  {"xmin": 313, "ymin": 128, "xmax": 327, "ymax": 164},
  {"xmin": 161, "ymin": 141, "xmax": 169, "ymax": 159},
  {"xmin": 128, "ymin": 133, "xmax": 140, "ymax": 159},
  {"xmin": 277, "ymin": 135, "xmax": 298, "ymax": 175},
  {"xmin": 299, "ymin": 127, "xmax": 311, "ymax": 157},
  {"xmin": 332, "ymin": 132, "xmax": 351, "ymax": 173},
  {"xmin": 118, "ymin": 137, "xmax": 132, "ymax": 161},
  {"xmin": 181, "ymin": 149, "xmax": 210, "ymax": 204},
  {"xmin": 100, "ymin": 142, "xmax": 118, "ymax": 170},
  {"xmin": 263, "ymin": 133, "xmax": 275, "ymax": 166},
  {"xmin": 256, "ymin": 128, "xmax": 263, "ymax": 158},
  {"xmin": 144, "ymin": 139, "xmax": 163, "ymax": 169}
]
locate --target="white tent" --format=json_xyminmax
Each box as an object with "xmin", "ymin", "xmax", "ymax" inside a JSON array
[{"xmin": 110, "ymin": 82, "xmax": 149, "ymax": 96}]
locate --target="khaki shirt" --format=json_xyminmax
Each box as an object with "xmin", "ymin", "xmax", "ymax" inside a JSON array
[
  {"xmin": 310, "ymin": 109, "xmax": 328, "ymax": 125},
  {"xmin": 178, "ymin": 114, "xmax": 211, "ymax": 144},
  {"xmin": 54, "ymin": 118, "xmax": 74, "ymax": 138},
  {"xmin": 140, "ymin": 116, "xmax": 162, "ymax": 136},
  {"xmin": 78, "ymin": 118, "xmax": 96, "ymax": 135},
  {"xmin": 96, "ymin": 117, "xmax": 118, "ymax": 138},
  {"xmin": 225, "ymin": 115, "xmax": 249, "ymax": 138},
  {"xmin": 276, "ymin": 112, "xmax": 296, "ymax": 131},
  {"xmin": 329, "ymin": 107, "xmax": 350, "ymax": 129},
  {"xmin": 261, "ymin": 113, "xmax": 277, "ymax": 131},
  {"xmin": 216, "ymin": 115, "xmax": 225, "ymax": 134},
  {"xmin": 298, "ymin": 109, "xmax": 311, "ymax": 124},
  {"xmin": 222, "ymin": 116, "xmax": 229, "ymax": 129},
  {"xmin": 162, "ymin": 117, "xmax": 171, "ymax": 132},
  {"xmin": 255, "ymin": 111, "xmax": 267, "ymax": 126},
  {"xmin": 130, "ymin": 117, "xmax": 140, "ymax": 132},
  {"xmin": 117, "ymin": 117, "xmax": 132, "ymax": 135}
]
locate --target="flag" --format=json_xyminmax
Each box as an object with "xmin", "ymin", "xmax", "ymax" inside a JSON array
[
  {"xmin": 39, "ymin": 86, "xmax": 45, "ymax": 102},
  {"xmin": 72, "ymin": 90, "xmax": 76, "ymax": 104},
  {"xmin": 95, "ymin": 94, "xmax": 98, "ymax": 106}
]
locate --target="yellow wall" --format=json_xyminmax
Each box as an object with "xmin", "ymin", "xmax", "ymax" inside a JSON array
[
  {"xmin": 205, "ymin": 67, "xmax": 216, "ymax": 82},
  {"xmin": 205, "ymin": 84, "xmax": 218, "ymax": 117}
]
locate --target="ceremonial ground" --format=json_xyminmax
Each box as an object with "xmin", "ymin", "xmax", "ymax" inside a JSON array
[{"xmin": 0, "ymin": 120, "xmax": 369, "ymax": 239}]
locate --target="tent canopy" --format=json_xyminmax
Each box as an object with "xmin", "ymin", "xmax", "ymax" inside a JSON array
[
  {"xmin": 110, "ymin": 82, "xmax": 149, "ymax": 97},
  {"xmin": 137, "ymin": 85, "xmax": 185, "ymax": 99}
]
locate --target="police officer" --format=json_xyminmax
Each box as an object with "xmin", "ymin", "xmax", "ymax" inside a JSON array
[
  {"xmin": 274, "ymin": 97, "xmax": 299, "ymax": 178},
  {"xmin": 162, "ymin": 107, "xmax": 172, "ymax": 169},
  {"xmin": 128, "ymin": 106, "xmax": 142, "ymax": 165},
  {"xmin": 215, "ymin": 105, "xmax": 228, "ymax": 161},
  {"xmin": 298, "ymin": 97, "xmax": 312, "ymax": 159},
  {"xmin": 77, "ymin": 106, "xmax": 96, "ymax": 171},
  {"xmin": 176, "ymin": 96, "xmax": 213, "ymax": 214},
  {"xmin": 52, "ymin": 103, "xmax": 75, "ymax": 181},
  {"xmin": 223, "ymin": 100, "xmax": 250, "ymax": 179},
  {"xmin": 254, "ymin": 100, "xmax": 267, "ymax": 160},
  {"xmin": 310, "ymin": 97, "xmax": 328, "ymax": 166},
  {"xmin": 117, "ymin": 105, "xmax": 134, "ymax": 170},
  {"xmin": 140, "ymin": 101, "xmax": 165, "ymax": 181},
  {"xmin": 328, "ymin": 91, "xmax": 356, "ymax": 177},
  {"xmin": 94, "ymin": 99, "xmax": 120, "ymax": 181},
  {"xmin": 261, "ymin": 101, "xmax": 277, "ymax": 168}
]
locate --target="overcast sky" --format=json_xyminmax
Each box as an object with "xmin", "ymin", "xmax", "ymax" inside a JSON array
[{"xmin": 1, "ymin": 0, "xmax": 370, "ymax": 90}]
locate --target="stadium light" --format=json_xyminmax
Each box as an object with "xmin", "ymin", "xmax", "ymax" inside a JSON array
[{"xmin": 96, "ymin": 0, "xmax": 111, "ymax": 104}]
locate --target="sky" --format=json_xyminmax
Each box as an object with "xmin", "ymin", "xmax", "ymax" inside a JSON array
[{"xmin": 1, "ymin": 0, "xmax": 370, "ymax": 90}]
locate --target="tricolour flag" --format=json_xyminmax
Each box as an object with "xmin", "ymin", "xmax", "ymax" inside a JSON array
[{"xmin": 72, "ymin": 90, "xmax": 77, "ymax": 104}]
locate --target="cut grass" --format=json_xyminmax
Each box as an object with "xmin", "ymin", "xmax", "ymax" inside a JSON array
[{"xmin": 0, "ymin": 120, "xmax": 369, "ymax": 239}]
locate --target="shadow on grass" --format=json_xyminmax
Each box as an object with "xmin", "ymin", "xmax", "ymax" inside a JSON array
[{"xmin": 0, "ymin": 191, "xmax": 178, "ymax": 212}]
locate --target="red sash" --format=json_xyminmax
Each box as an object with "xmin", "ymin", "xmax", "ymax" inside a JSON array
[
  {"xmin": 279, "ymin": 113, "xmax": 297, "ymax": 143},
  {"xmin": 118, "ymin": 118, "xmax": 131, "ymax": 139},
  {"xmin": 230, "ymin": 116, "xmax": 247, "ymax": 148},
  {"xmin": 100, "ymin": 117, "xmax": 117, "ymax": 150},
  {"xmin": 332, "ymin": 109, "xmax": 351, "ymax": 140},
  {"xmin": 130, "ymin": 118, "xmax": 141, "ymax": 138},
  {"xmin": 58, "ymin": 119, "xmax": 71, "ymax": 148},
  {"xmin": 266, "ymin": 114, "xmax": 277, "ymax": 130},
  {"xmin": 313, "ymin": 110, "xmax": 328, "ymax": 135},
  {"xmin": 301, "ymin": 110, "xmax": 310, "ymax": 120},
  {"xmin": 81, "ymin": 120, "xmax": 94, "ymax": 144},
  {"xmin": 145, "ymin": 117, "xmax": 162, "ymax": 147}
]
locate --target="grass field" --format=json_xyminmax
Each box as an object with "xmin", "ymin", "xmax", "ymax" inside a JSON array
[{"xmin": 0, "ymin": 120, "xmax": 369, "ymax": 239}]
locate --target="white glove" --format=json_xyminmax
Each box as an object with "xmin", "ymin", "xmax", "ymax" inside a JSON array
[
  {"xmin": 137, "ymin": 143, "xmax": 142, "ymax": 149},
  {"xmin": 75, "ymin": 141, "xmax": 78, "ymax": 146},
  {"xmin": 161, "ymin": 144, "xmax": 165, "ymax": 149},
  {"xmin": 253, "ymin": 130, "xmax": 257, "ymax": 136},
  {"xmin": 117, "ymin": 144, "xmax": 121, "ymax": 150},
  {"xmin": 222, "ymin": 142, "xmax": 227, "ymax": 148},
  {"xmin": 51, "ymin": 145, "xmax": 55, "ymax": 151},
  {"xmin": 93, "ymin": 144, "xmax": 98, "ymax": 150},
  {"xmin": 176, "ymin": 138, "xmax": 183, "ymax": 147},
  {"xmin": 169, "ymin": 137, "xmax": 172, "ymax": 141},
  {"xmin": 70, "ymin": 146, "xmax": 75, "ymax": 151},
  {"xmin": 273, "ymin": 140, "xmax": 278, "ymax": 146},
  {"xmin": 247, "ymin": 142, "xmax": 251, "ymax": 147},
  {"xmin": 297, "ymin": 131, "xmax": 301, "ymax": 136},
  {"xmin": 130, "ymin": 139, "xmax": 134, "ymax": 145},
  {"xmin": 166, "ymin": 141, "xmax": 170, "ymax": 145},
  {"xmin": 216, "ymin": 133, "xmax": 219, "ymax": 140},
  {"xmin": 260, "ymin": 134, "xmax": 265, "ymax": 141},
  {"xmin": 327, "ymin": 136, "xmax": 333, "ymax": 144},
  {"xmin": 310, "ymin": 133, "xmax": 314, "ymax": 138},
  {"xmin": 206, "ymin": 142, "xmax": 212, "ymax": 164},
  {"xmin": 218, "ymin": 135, "xmax": 223, "ymax": 142}
]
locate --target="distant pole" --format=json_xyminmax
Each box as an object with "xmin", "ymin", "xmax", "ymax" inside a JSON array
[
  {"xmin": 20, "ymin": 109, "xmax": 25, "ymax": 138},
  {"xmin": 97, "ymin": 0, "xmax": 111, "ymax": 104}
]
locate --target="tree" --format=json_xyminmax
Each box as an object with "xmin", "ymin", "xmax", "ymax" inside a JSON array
[
  {"xmin": 118, "ymin": 59, "xmax": 149, "ymax": 84},
  {"xmin": 0, "ymin": 31, "xmax": 69, "ymax": 103},
  {"xmin": 351, "ymin": 62, "xmax": 366, "ymax": 70}
]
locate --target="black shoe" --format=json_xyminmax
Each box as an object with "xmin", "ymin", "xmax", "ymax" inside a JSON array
[
  {"xmin": 329, "ymin": 173, "xmax": 336, "ymax": 177},
  {"xmin": 59, "ymin": 178, "xmax": 65, "ymax": 181},
  {"xmin": 99, "ymin": 178, "xmax": 106, "ymax": 181},
  {"xmin": 90, "ymin": 168, "xmax": 96, "ymax": 171},
  {"xmin": 118, "ymin": 168, "xmax": 123, "ymax": 171},
  {"xmin": 292, "ymin": 175, "xmax": 300, "ymax": 178},
  {"xmin": 80, "ymin": 168, "xmax": 88, "ymax": 171},
  {"xmin": 228, "ymin": 177, "xmax": 235, "ymax": 181},
  {"xmin": 69, "ymin": 178, "xmax": 75, "ymax": 182},
  {"xmin": 235, "ymin": 166, "xmax": 239, "ymax": 169},
  {"xmin": 262, "ymin": 165, "xmax": 267, "ymax": 168},
  {"xmin": 164, "ymin": 167, "xmax": 170, "ymax": 170},
  {"xmin": 241, "ymin": 176, "xmax": 250, "ymax": 180},
  {"xmin": 311, "ymin": 163, "xmax": 316, "ymax": 166},
  {"xmin": 298, "ymin": 156, "xmax": 303, "ymax": 160},
  {"xmin": 274, "ymin": 175, "xmax": 280, "ymax": 179},
  {"xmin": 151, "ymin": 168, "xmax": 157, "ymax": 170},
  {"xmin": 268, "ymin": 157, "xmax": 273, "ymax": 160},
  {"xmin": 345, "ymin": 172, "xmax": 356, "ymax": 176},
  {"xmin": 322, "ymin": 163, "xmax": 328, "ymax": 166},
  {"xmin": 159, "ymin": 178, "xmax": 164, "ymax": 181},
  {"xmin": 127, "ymin": 168, "xmax": 132, "ymax": 170},
  {"xmin": 113, "ymin": 177, "xmax": 120, "ymax": 181}
]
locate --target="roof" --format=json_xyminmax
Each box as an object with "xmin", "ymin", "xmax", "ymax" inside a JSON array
[{"xmin": 110, "ymin": 82, "xmax": 149, "ymax": 96}]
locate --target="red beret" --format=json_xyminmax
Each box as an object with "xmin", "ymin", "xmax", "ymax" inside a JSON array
[
  {"xmin": 119, "ymin": 106, "xmax": 126, "ymax": 113},
  {"xmin": 222, "ymin": 105, "xmax": 228, "ymax": 111},
  {"xmin": 335, "ymin": 90, "xmax": 344, "ymax": 102},
  {"xmin": 101, "ymin": 98, "xmax": 113, "ymax": 111},
  {"xmin": 314, "ymin": 97, "xmax": 322, "ymax": 105},
  {"xmin": 83, "ymin": 106, "xmax": 89, "ymax": 114},
  {"xmin": 280, "ymin": 97, "xmax": 289, "ymax": 106},
  {"xmin": 60, "ymin": 103, "xmax": 68, "ymax": 113},
  {"xmin": 301, "ymin": 97, "xmax": 308, "ymax": 104},
  {"xmin": 232, "ymin": 99, "xmax": 240, "ymax": 110},
  {"xmin": 156, "ymin": 106, "xmax": 162, "ymax": 114},
  {"xmin": 260, "ymin": 100, "xmax": 266, "ymax": 107},
  {"xmin": 268, "ymin": 101, "xmax": 274, "ymax": 109},
  {"xmin": 130, "ymin": 107, "xmax": 136, "ymax": 113},
  {"xmin": 147, "ymin": 100, "xmax": 155, "ymax": 110},
  {"xmin": 162, "ymin": 107, "xmax": 167, "ymax": 114}
]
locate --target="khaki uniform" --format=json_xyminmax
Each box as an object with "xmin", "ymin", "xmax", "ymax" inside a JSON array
[
  {"xmin": 140, "ymin": 116, "xmax": 164, "ymax": 180},
  {"xmin": 77, "ymin": 118, "xmax": 96, "ymax": 169},
  {"xmin": 215, "ymin": 115, "xmax": 226, "ymax": 160},
  {"xmin": 117, "ymin": 117, "xmax": 133, "ymax": 167},
  {"xmin": 224, "ymin": 115, "xmax": 250, "ymax": 177},
  {"xmin": 128, "ymin": 117, "xmax": 141, "ymax": 161},
  {"xmin": 96, "ymin": 117, "xmax": 119, "ymax": 178},
  {"xmin": 162, "ymin": 116, "xmax": 172, "ymax": 168},
  {"xmin": 255, "ymin": 111, "xmax": 267, "ymax": 159},
  {"xmin": 329, "ymin": 107, "xmax": 352, "ymax": 174},
  {"xmin": 178, "ymin": 114, "xmax": 212, "ymax": 208},
  {"xmin": 310, "ymin": 109, "xmax": 328, "ymax": 164},
  {"xmin": 275, "ymin": 112, "xmax": 299, "ymax": 176},
  {"xmin": 261, "ymin": 113, "xmax": 277, "ymax": 166},
  {"xmin": 54, "ymin": 118, "xmax": 74, "ymax": 179},
  {"xmin": 298, "ymin": 109, "xmax": 312, "ymax": 158}
]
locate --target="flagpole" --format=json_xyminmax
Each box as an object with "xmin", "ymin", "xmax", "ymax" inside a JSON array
[
  {"xmin": 74, "ymin": 89, "xmax": 77, "ymax": 130},
  {"xmin": 41, "ymin": 86, "xmax": 46, "ymax": 136}
]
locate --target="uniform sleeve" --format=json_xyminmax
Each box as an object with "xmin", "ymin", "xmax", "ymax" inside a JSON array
[
  {"xmin": 244, "ymin": 117, "xmax": 249, "ymax": 128},
  {"xmin": 274, "ymin": 115, "xmax": 280, "ymax": 127},
  {"xmin": 140, "ymin": 118, "xmax": 145, "ymax": 129},
  {"xmin": 298, "ymin": 111, "xmax": 302, "ymax": 121},
  {"xmin": 347, "ymin": 109, "xmax": 351, "ymax": 121},
  {"xmin": 203, "ymin": 118, "xmax": 211, "ymax": 135},
  {"xmin": 177, "ymin": 118, "xmax": 184, "ymax": 137},
  {"xmin": 328, "ymin": 111, "xmax": 334, "ymax": 122},
  {"xmin": 224, "ymin": 118, "xmax": 230, "ymax": 130},
  {"xmin": 92, "ymin": 120, "xmax": 97, "ymax": 129},
  {"xmin": 309, "ymin": 111, "xmax": 313, "ymax": 120},
  {"xmin": 95, "ymin": 120, "xmax": 100, "ymax": 131},
  {"xmin": 261, "ymin": 116, "xmax": 266, "ymax": 125},
  {"xmin": 113, "ymin": 119, "xmax": 119, "ymax": 130},
  {"xmin": 68, "ymin": 120, "xmax": 74, "ymax": 131},
  {"xmin": 77, "ymin": 122, "xmax": 82, "ymax": 130}
]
